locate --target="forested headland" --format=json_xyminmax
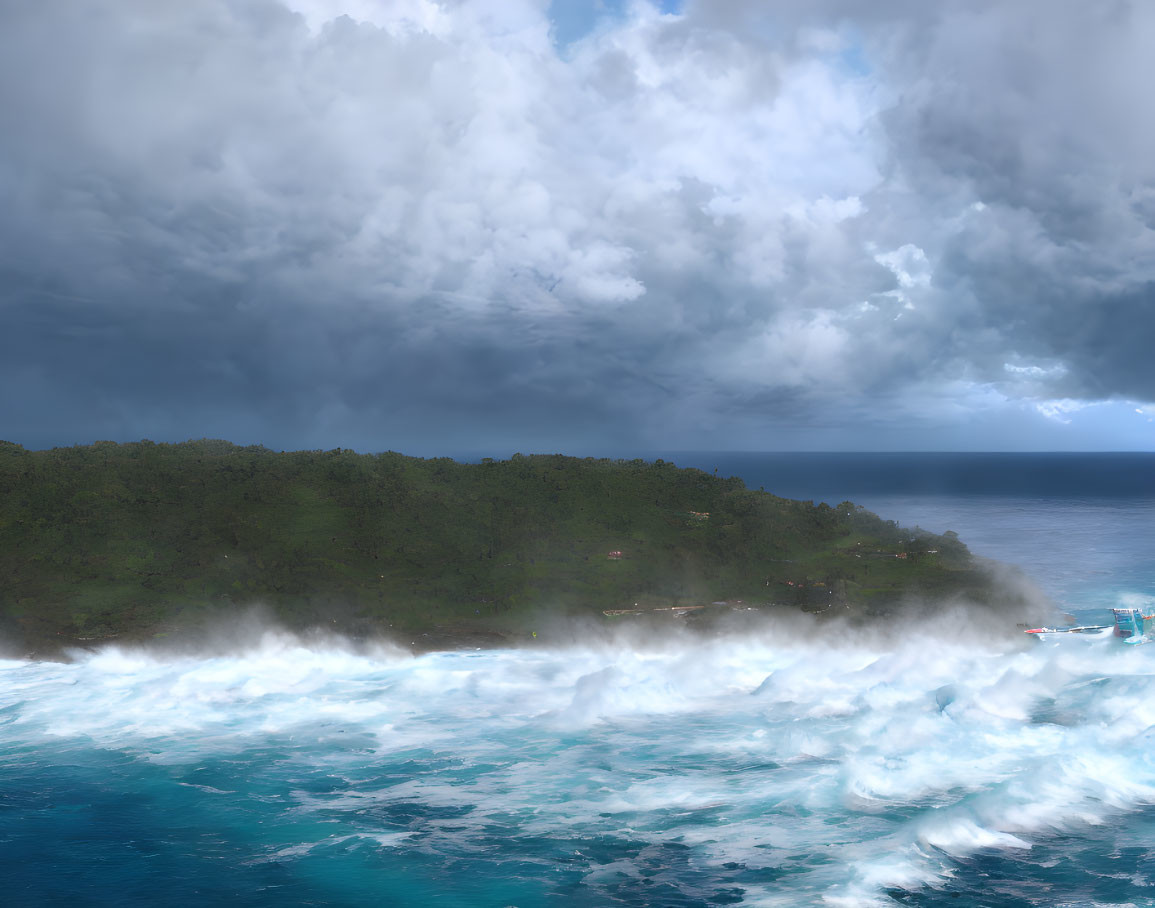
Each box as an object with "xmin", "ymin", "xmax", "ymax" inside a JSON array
[{"xmin": 0, "ymin": 440, "xmax": 1031, "ymax": 657}]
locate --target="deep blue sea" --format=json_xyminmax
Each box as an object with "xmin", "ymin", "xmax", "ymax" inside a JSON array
[{"xmin": 4, "ymin": 453, "xmax": 1155, "ymax": 907}]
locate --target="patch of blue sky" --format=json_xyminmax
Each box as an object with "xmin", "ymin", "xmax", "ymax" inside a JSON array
[
  {"xmin": 548, "ymin": 0, "xmax": 683, "ymax": 50},
  {"xmin": 808, "ymin": 22, "xmax": 873, "ymax": 80},
  {"xmin": 837, "ymin": 40, "xmax": 871, "ymax": 79}
]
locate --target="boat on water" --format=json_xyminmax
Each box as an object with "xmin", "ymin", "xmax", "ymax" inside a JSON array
[
  {"xmin": 1024, "ymin": 624, "xmax": 1113, "ymax": 643},
  {"xmin": 1025, "ymin": 607, "xmax": 1155, "ymax": 645},
  {"xmin": 1109, "ymin": 607, "xmax": 1154, "ymax": 645}
]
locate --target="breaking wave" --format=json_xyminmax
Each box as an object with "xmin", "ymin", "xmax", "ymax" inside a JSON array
[{"xmin": 5, "ymin": 622, "xmax": 1155, "ymax": 906}]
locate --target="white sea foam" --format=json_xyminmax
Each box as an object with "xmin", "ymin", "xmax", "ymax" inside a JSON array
[{"xmin": 4, "ymin": 624, "xmax": 1155, "ymax": 903}]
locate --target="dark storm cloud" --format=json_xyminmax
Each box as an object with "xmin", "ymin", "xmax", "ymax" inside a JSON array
[
  {"xmin": 1, "ymin": 0, "xmax": 1152, "ymax": 452},
  {"xmin": 864, "ymin": 1, "xmax": 1155, "ymax": 400}
]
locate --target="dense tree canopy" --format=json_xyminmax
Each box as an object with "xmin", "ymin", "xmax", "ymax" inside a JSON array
[{"xmin": 0, "ymin": 440, "xmax": 1000, "ymax": 657}]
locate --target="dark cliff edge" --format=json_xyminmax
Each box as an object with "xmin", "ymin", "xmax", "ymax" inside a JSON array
[{"xmin": 0, "ymin": 440, "xmax": 1048, "ymax": 660}]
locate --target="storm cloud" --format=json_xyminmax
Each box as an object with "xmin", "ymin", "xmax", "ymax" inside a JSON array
[{"xmin": 1, "ymin": 0, "xmax": 1152, "ymax": 452}]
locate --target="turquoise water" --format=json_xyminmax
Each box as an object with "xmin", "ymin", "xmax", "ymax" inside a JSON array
[{"xmin": 4, "ymin": 453, "xmax": 1155, "ymax": 906}]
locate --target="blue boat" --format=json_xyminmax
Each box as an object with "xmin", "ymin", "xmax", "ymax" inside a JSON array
[
  {"xmin": 1025, "ymin": 607, "xmax": 1154, "ymax": 645},
  {"xmin": 1110, "ymin": 607, "xmax": 1154, "ymax": 645}
]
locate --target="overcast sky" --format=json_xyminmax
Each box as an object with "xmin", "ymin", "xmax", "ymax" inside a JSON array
[{"xmin": 2, "ymin": 0, "xmax": 1153, "ymax": 454}]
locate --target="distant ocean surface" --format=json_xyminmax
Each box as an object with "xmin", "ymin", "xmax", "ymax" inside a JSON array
[{"xmin": 4, "ymin": 452, "xmax": 1155, "ymax": 907}]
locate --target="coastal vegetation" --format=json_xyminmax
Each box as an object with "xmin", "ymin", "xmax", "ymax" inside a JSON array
[{"xmin": 0, "ymin": 440, "xmax": 1021, "ymax": 656}]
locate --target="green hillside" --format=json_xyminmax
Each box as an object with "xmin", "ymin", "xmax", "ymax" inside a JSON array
[{"xmin": 0, "ymin": 440, "xmax": 1021, "ymax": 656}]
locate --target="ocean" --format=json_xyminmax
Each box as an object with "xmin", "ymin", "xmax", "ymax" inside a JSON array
[{"xmin": 3, "ymin": 453, "xmax": 1155, "ymax": 907}]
